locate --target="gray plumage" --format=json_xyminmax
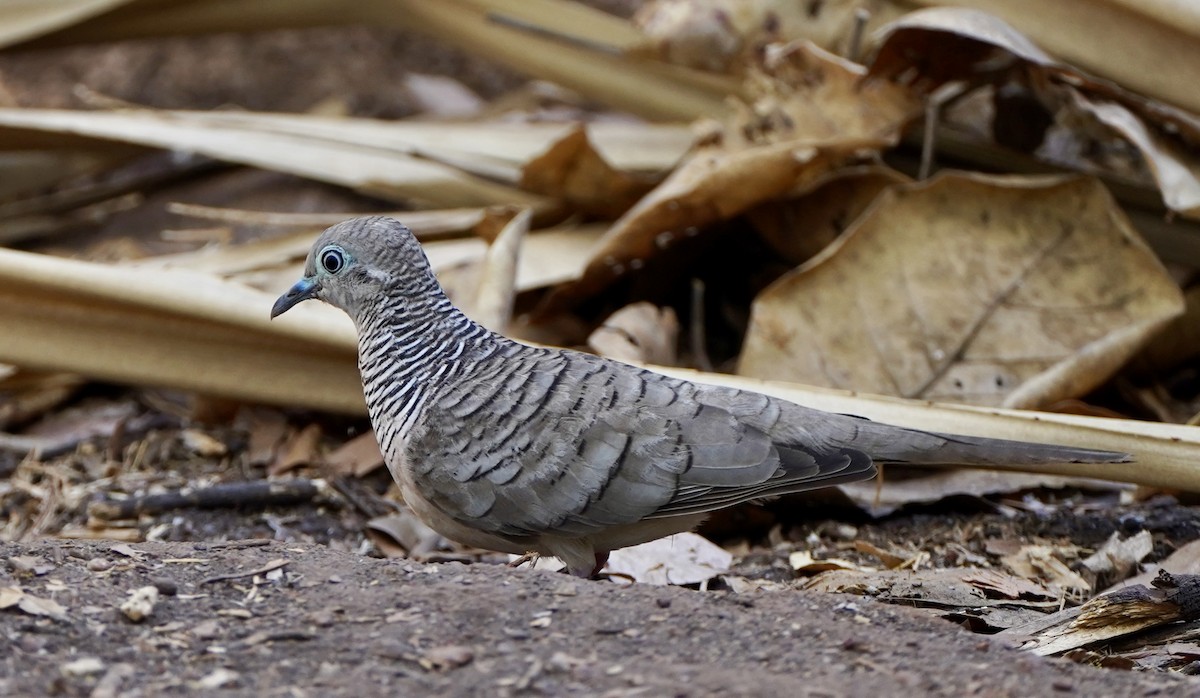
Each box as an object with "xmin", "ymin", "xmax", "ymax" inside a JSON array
[{"xmin": 272, "ymin": 216, "xmax": 1128, "ymax": 577}]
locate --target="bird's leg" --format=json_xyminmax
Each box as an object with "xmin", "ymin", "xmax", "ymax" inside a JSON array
[
  {"xmin": 508, "ymin": 551, "xmax": 540, "ymax": 569},
  {"xmin": 589, "ymin": 551, "xmax": 609, "ymax": 578}
]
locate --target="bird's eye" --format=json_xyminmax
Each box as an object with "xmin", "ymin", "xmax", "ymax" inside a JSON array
[{"xmin": 319, "ymin": 247, "xmax": 346, "ymax": 274}]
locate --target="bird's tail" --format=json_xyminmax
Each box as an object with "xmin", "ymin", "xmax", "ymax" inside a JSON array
[{"xmin": 846, "ymin": 417, "xmax": 1130, "ymax": 467}]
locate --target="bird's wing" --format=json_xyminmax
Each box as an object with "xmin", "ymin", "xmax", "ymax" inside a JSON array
[{"xmin": 405, "ymin": 350, "xmax": 875, "ymax": 538}]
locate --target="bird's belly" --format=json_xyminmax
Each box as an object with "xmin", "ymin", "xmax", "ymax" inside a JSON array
[{"xmin": 391, "ymin": 452, "xmax": 531, "ymax": 556}]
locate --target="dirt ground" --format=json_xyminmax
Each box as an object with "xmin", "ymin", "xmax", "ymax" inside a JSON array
[{"xmin": 1, "ymin": 538, "xmax": 1194, "ymax": 698}]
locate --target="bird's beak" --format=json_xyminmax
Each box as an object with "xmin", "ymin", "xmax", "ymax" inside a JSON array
[{"xmin": 271, "ymin": 277, "xmax": 319, "ymax": 318}]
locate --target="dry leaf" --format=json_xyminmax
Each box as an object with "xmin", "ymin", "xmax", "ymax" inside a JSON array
[
  {"xmin": 270, "ymin": 424, "xmax": 323, "ymax": 476},
  {"xmin": 739, "ymin": 173, "xmax": 1185, "ymax": 408},
  {"xmin": 1070, "ymin": 94, "xmax": 1200, "ymax": 218},
  {"xmin": 466, "ymin": 207, "xmax": 529, "ymax": 333},
  {"xmin": 1002, "ymin": 544, "xmax": 1092, "ymax": 596},
  {"xmin": 603, "ymin": 532, "xmax": 732, "ymax": 585},
  {"xmin": 852, "ymin": 540, "xmax": 909, "ymax": 569},
  {"xmin": 550, "ymin": 42, "xmax": 917, "ymax": 307},
  {"xmin": 1111, "ymin": 538, "xmax": 1200, "ymax": 592},
  {"xmin": 366, "ymin": 511, "xmax": 445, "ymax": 559},
  {"xmin": 788, "ymin": 550, "xmax": 875, "ymax": 575},
  {"xmin": 961, "ymin": 568, "xmax": 1056, "ymax": 601},
  {"xmin": 868, "ymin": 7, "xmax": 1200, "ymax": 219},
  {"xmin": 1080, "ymin": 531, "xmax": 1154, "ymax": 583},
  {"xmin": 325, "ymin": 432, "xmax": 384, "ymax": 478},
  {"xmin": 1, "ymin": 586, "xmax": 69, "ymax": 621},
  {"xmin": 804, "ymin": 567, "xmax": 1059, "ymax": 611},
  {"xmin": 839, "ymin": 470, "xmax": 1127, "ymax": 518},
  {"xmin": 520, "ymin": 126, "xmax": 659, "ymax": 218},
  {"xmin": 884, "ymin": 3, "xmax": 1200, "ymax": 119},
  {"xmin": 634, "ymin": 0, "xmax": 906, "ymax": 71},
  {"xmin": 746, "ymin": 165, "xmax": 910, "ymax": 266},
  {"xmin": 587, "ymin": 302, "xmax": 679, "ymax": 366}
]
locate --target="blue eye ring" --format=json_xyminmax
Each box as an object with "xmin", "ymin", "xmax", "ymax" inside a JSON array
[{"xmin": 319, "ymin": 246, "xmax": 346, "ymax": 274}]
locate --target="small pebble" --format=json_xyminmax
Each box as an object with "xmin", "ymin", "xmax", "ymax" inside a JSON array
[
  {"xmin": 87, "ymin": 558, "xmax": 112, "ymax": 573},
  {"xmin": 60, "ymin": 657, "xmax": 105, "ymax": 677},
  {"xmin": 150, "ymin": 577, "xmax": 178, "ymax": 596},
  {"xmin": 655, "ymin": 597, "xmax": 671, "ymax": 609},
  {"xmin": 421, "ymin": 645, "xmax": 474, "ymax": 671}
]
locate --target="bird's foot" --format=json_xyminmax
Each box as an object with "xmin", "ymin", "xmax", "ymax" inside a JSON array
[
  {"xmin": 586, "ymin": 552, "xmax": 609, "ymax": 579},
  {"xmin": 508, "ymin": 551, "xmax": 540, "ymax": 569}
]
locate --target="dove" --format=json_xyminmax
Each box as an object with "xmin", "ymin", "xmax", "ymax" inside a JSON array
[{"xmin": 272, "ymin": 216, "xmax": 1127, "ymax": 578}]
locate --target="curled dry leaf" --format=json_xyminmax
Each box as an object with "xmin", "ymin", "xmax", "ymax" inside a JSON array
[
  {"xmin": 739, "ymin": 173, "xmax": 1185, "ymax": 409},
  {"xmin": 466, "ymin": 207, "xmax": 530, "ymax": 333},
  {"xmin": 551, "ymin": 41, "xmax": 920, "ymax": 307},
  {"xmin": 520, "ymin": 126, "xmax": 659, "ymax": 218},
  {"xmin": 868, "ymin": 7, "xmax": 1200, "ymax": 219},
  {"xmin": 874, "ymin": 3, "xmax": 1200, "ymax": 119},
  {"xmin": 0, "ymin": 586, "xmax": 69, "ymax": 622},
  {"xmin": 587, "ymin": 302, "xmax": 679, "ymax": 366},
  {"xmin": 1069, "ymin": 93, "xmax": 1200, "ymax": 218},
  {"xmin": 870, "ymin": 7, "xmax": 1200, "ymax": 141}
]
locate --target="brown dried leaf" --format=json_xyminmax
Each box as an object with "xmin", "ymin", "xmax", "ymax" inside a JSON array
[
  {"xmin": 739, "ymin": 173, "xmax": 1185, "ymax": 408},
  {"xmin": 587, "ymin": 302, "xmax": 679, "ymax": 366},
  {"xmin": 747, "ymin": 165, "xmax": 910, "ymax": 266},
  {"xmin": 468, "ymin": 207, "xmax": 529, "ymax": 333},
  {"xmin": 788, "ymin": 550, "xmax": 875, "ymax": 575},
  {"xmin": 550, "ymin": 42, "xmax": 918, "ymax": 307},
  {"xmin": 520, "ymin": 126, "xmax": 658, "ymax": 218},
  {"xmin": 870, "ymin": 6, "xmax": 1200, "ymax": 142},
  {"xmin": 1, "ymin": 586, "xmax": 69, "ymax": 621},
  {"xmin": 325, "ymin": 432, "xmax": 384, "ymax": 478},
  {"xmin": 1080, "ymin": 531, "xmax": 1154, "ymax": 582},
  {"xmin": 962, "ymin": 568, "xmax": 1056, "ymax": 601},
  {"xmin": 852, "ymin": 540, "xmax": 908, "ymax": 570},
  {"xmin": 1001, "ymin": 545, "xmax": 1091, "ymax": 596},
  {"xmin": 269, "ymin": 424, "xmax": 322, "ymax": 477},
  {"xmin": 1070, "ymin": 94, "xmax": 1200, "ymax": 218},
  {"xmin": 869, "ymin": 7, "xmax": 1200, "ymax": 219},
  {"xmin": 366, "ymin": 512, "xmax": 444, "ymax": 559}
]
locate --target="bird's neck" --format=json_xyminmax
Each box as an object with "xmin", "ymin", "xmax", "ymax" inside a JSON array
[{"xmin": 354, "ymin": 291, "xmax": 503, "ymax": 453}]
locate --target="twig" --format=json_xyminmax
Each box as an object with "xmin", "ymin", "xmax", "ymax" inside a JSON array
[
  {"xmin": 89, "ymin": 479, "xmax": 321, "ymax": 520},
  {"xmin": 690, "ymin": 278, "xmax": 714, "ymax": 372},
  {"xmin": 847, "ymin": 8, "xmax": 871, "ymax": 63},
  {"xmin": 200, "ymin": 558, "xmax": 289, "ymax": 585},
  {"xmin": 918, "ymin": 82, "xmax": 970, "ymax": 180}
]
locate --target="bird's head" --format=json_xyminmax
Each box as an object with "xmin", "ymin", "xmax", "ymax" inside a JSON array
[{"xmin": 270, "ymin": 216, "xmax": 435, "ymax": 322}]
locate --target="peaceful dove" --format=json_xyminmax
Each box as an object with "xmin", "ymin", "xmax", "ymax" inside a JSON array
[{"xmin": 272, "ymin": 216, "xmax": 1127, "ymax": 577}]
